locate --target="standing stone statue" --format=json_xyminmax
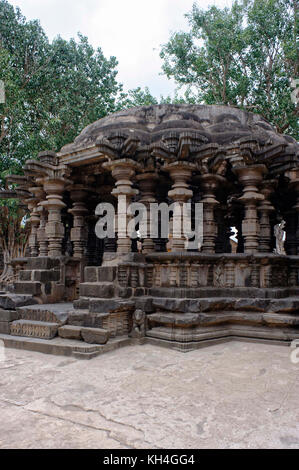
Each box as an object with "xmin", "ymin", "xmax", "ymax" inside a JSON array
[
  {"xmin": 274, "ymin": 220, "xmax": 286, "ymax": 255},
  {"xmin": 130, "ymin": 309, "xmax": 146, "ymax": 339}
]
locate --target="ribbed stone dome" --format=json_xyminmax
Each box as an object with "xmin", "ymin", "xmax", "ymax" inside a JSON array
[{"xmin": 59, "ymin": 104, "xmax": 298, "ymax": 156}]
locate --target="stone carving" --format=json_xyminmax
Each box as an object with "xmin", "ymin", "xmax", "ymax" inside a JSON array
[
  {"xmin": 274, "ymin": 220, "xmax": 286, "ymax": 255},
  {"xmin": 1, "ymin": 104, "xmax": 299, "ymax": 355},
  {"xmin": 130, "ymin": 309, "xmax": 146, "ymax": 338}
]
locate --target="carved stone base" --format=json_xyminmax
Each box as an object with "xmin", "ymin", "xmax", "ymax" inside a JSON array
[{"xmin": 10, "ymin": 319, "xmax": 58, "ymax": 339}]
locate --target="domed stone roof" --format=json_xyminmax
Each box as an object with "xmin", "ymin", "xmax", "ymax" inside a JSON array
[{"xmin": 60, "ymin": 104, "xmax": 298, "ymax": 156}]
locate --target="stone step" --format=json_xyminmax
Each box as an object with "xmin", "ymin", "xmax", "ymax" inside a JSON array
[
  {"xmin": 25, "ymin": 257, "xmax": 60, "ymax": 270},
  {"xmin": 146, "ymin": 296, "xmax": 299, "ymax": 314},
  {"xmin": 13, "ymin": 281, "xmax": 41, "ymax": 296},
  {"xmin": 58, "ymin": 325, "xmax": 82, "ymax": 340},
  {"xmin": 81, "ymin": 327, "xmax": 110, "ymax": 344},
  {"xmin": 19, "ymin": 269, "xmax": 60, "ymax": 282},
  {"xmin": 84, "ymin": 266, "xmax": 116, "ymax": 283},
  {"xmin": 146, "ymin": 324, "xmax": 299, "ymax": 345},
  {"xmin": 79, "ymin": 282, "xmax": 115, "ymax": 298},
  {"xmin": 59, "ymin": 324, "xmax": 110, "ymax": 344},
  {"xmin": 0, "ymin": 293, "xmax": 38, "ymax": 310},
  {"xmin": 148, "ymin": 311, "xmax": 299, "ymax": 328},
  {"xmin": 10, "ymin": 319, "xmax": 59, "ymax": 339},
  {"xmin": 149, "ymin": 287, "xmax": 293, "ymax": 299},
  {"xmin": 0, "ymin": 333, "xmax": 131, "ymax": 359},
  {"xmin": 0, "ymin": 308, "xmax": 19, "ymax": 334},
  {"xmin": 16, "ymin": 303, "xmax": 72, "ymax": 324},
  {"xmin": 73, "ymin": 297, "xmax": 135, "ymax": 314}
]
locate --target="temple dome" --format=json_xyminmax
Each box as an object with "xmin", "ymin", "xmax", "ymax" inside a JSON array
[{"xmin": 59, "ymin": 104, "xmax": 298, "ymax": 156}]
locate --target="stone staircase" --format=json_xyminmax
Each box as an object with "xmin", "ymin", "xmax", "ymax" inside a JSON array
[
  {"xmin": 142, "ymin": 287, "xmax": 299, "ymax": 351},
  {"xmin": 72, "ymin": 265, "xmax": 135, "ymax": 337},
  {"xmin": 0, "ymin": 302, "xmax": 130, "ymax": 359}
]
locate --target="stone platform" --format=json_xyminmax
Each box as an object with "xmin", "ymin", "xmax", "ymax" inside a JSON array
[{"xmin": 0, "ymin": 342, "xmax": 298, "ymax": 448}]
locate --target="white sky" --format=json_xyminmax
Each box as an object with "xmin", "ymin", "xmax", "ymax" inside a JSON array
[{"xmin": 9, "ymin": 0, "xmax": 233, "ymax": 98}]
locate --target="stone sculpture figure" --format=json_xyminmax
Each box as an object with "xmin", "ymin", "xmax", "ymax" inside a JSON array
[
  {"xmin": 131, "ymin": 309, "xmax": 146, "ymax": 338},
  {"xmin": 274, "ymin": 220, "xmax": 286, "ymax": 255}
]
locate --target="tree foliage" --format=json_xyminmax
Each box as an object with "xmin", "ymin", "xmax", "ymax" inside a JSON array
[
  {"xmin": 0, "ymin": 0, "xmax": 121, "ymax": 181},
  {"xmin": 160, "ymin": 0, "xmax": 299, "ymax": 138}
]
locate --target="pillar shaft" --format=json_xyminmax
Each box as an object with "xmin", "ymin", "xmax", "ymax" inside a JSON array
[
  {"xmin": 103, "ymin": 159, "xmax": 139, "ymax": 254},
  {"xmin": 42, "ymin": 179, "xmax": 66, "ymax": 257},
  {"xmin": 236, "ymin": 165, "xmax": 266, "ymax": 254},
  {"xmin": 136, "ymin": 172, "xmax": 158, "ymax": 254},
  {"xmin": 68, "ymin": 186, "xmax": 88, "ymax": 259},
  {"xmin": 165, "ymin": 162, "xmax": 195, "ymax": 252},
  {"xmin": 200, "ymin": 174, "xmax": 225, "ymax": 253}
]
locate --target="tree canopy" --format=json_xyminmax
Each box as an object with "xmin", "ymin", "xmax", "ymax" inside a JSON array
[
  {"xmin": 0, "ymin": 0, "xmax": 121, "ymax": 182},
  {"xmin": 160, "ymin": 0, "xmax": 299, "ymax": 138}
]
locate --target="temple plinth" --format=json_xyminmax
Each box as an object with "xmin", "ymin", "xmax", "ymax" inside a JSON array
[{"xmin": 1, "ymin": 104, "xmax": 298, "ymax": 357}]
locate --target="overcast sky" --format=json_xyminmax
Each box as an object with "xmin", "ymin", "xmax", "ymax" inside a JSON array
[{"xmin": 9, "ymin": 0, "xmax": 233, "ymax": 98}]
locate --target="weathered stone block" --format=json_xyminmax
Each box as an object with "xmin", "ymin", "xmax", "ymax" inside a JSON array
[
  {"xmin": 13, "ymin": 282, "xmax": 41, "ymax": 296},
  {"xmin": 116, "ymin": 287, "xmax": 133, "ymax": 298},
  {"xmin": 81, "ymin": 327, "xmax": 109, "ymax": 344},
  {"xmin": 58, "ymin": 325, "xmax": 82, "ymax": 340},
  {"xmin": 33, "ymin": 270, "xmax": 60, "ymax": 282},
  {"xmin": 0, "ymin": 294, "xmax": 38, "ymax": 310},
  {"xmin": 10, "ymin": 320, "xmax": 58, "ymax": 339},
  {"xmin": 0, "ymin": 309, "xmax": 19, "ymax": 322},
  {"xmin": 89, "ymin": 299, "xmax": 134, "ymax": 313},
  {"xmin": 84, "ymin": 267, "xmax": 97, "ymax": 283},
  {"xmin": 0, "ymin": 321, "xmax": 10, "ymax": 334},
  {"xmin": 19, "ymin": 270, "xmax": 32, "ymax": 281},
  {"xmin": 73, "ymin": 298, "xmax": 90, "ymax": 310},
  {"xmin": 26, "ymin": 257, "xmax": 60, "ymax": 270},
  {"xmin": 79, "ymin": 283, "xmax": 114, "ymax": 298},
  {"xmin": 98, "ymin": 267, "xmax": 116, "ymax": 282}
]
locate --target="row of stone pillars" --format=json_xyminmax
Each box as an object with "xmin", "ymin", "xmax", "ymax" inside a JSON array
[{"xmin": 26, "ymin": 162, "xmax": 299, "ymax": 258}]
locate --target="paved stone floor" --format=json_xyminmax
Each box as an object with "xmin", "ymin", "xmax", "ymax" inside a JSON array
[{"xmin": 0, "ymin": 341, "xmax": 298, "ymax": 449}]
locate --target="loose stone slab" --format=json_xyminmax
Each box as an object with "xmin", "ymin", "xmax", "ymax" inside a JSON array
[
  {"xmin": 0, "ymin": 294, "xmax": 38, "ymax": 310},
  {"xmin": 58, "ymin": 325, "xmax": 82, "ymax": 340},
  {"xmin": 10, "ymin": 320, "xmax": 58, "ymax": 339},
  {"xmin": 0, "ymin": 309, "xmax": 19, "ymax": 322},
  {"xmin": 0, "ymin": 321, "xmax": 10, "ymax": 334},
  {"xmin": 81, "ymin": 327, "xmax": 110, "ymax": 345}
]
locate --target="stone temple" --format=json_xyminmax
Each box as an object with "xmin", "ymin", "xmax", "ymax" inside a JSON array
[{"xmin": 0, "ymin": 104, "xmax": 299, "ymax": 358}]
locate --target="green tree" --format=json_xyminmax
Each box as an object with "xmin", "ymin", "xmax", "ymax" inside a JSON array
[
  {"xmin": 118, "ymin": 86, "xmax": 158, "ymax": 109},
  {"xmin": 160, "ymin": 0, "xmax": 299, "ymax": 138},
  {"xmin": 0, "ymin": 0, "xmax": 121, "ymax": 182}
]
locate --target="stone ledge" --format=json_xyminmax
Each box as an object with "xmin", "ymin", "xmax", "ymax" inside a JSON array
[
  {"xmin": 10, "ymin": 320, "xmax": 59, "ymax": 339},
  {"xmin": 58, "ymin": 325, "xmax": 82, "ymax": 340},
  {"xmin": 81, "ymin": 327, "xmax": 110, "ymax": 344}
]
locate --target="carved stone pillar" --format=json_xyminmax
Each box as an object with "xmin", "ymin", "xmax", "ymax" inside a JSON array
[
  {"xmin": 103, "ymin": 159, "xmax": 139, "ymax": 254},
  {"xmin": 37, "ymin": 207, "xmax": 48, "ymax": 256},
  {"xmin": 27, "ymin": 196, "xmax": 40, "ymax": 257},
  {"xmin": 164, "ymin": 162, "xmax": 195, "ymax": 251},
  {"xmin": 258, "ymin": 180, "xmax": 276, "ymax": 253},
  {"xmin": 68, "ymin": 185, "xmax": 88, "ymax": 259},
  {"xmin": 200, "ymin": 174, "xmax": 225, "ymax": 253},
  {"xmin": 235, "ymin": 165, "xmax": 266, "ymax": 254},
  {"xmin": 136, "ymin": 172, "xmax": 158, "ymax": 254},
  {"xmin": 42, "ymin": 179, "xmax": 67, "ymax": 257}
]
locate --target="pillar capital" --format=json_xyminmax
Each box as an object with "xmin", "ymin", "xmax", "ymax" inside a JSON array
[{"xmin": 164, "ymin": 161, "xmax": 195, "ymax": 203}]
